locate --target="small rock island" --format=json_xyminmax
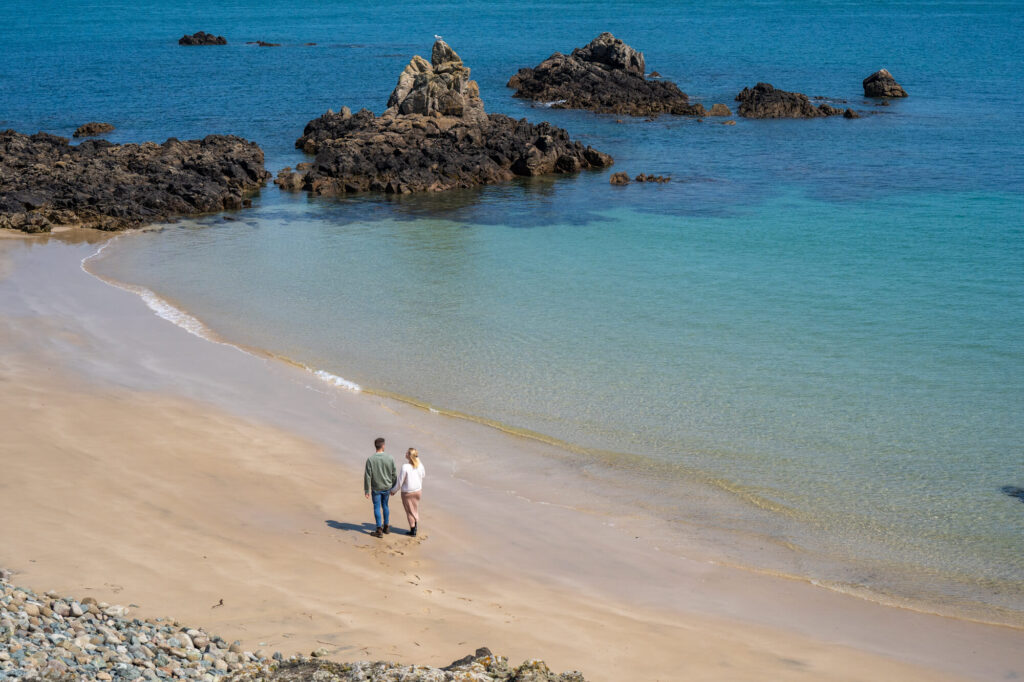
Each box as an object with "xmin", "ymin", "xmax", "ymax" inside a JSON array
[
  {"xmin": 0, "ymin": 131, "xmax": 270, "ymax": 233},
  {"xmin": 178, "ymin": 31, "xmax": 227, "ymax": 46},
  {"xmin": 863, "ymin": 69, "xmax": 908, "ymax": 97},
  {"xmin": 735, "ymin": 83, "xmax": 855, "ymax": 119},
  {"xmin": 72, "ymin": 121, "xmax": 116, "ymax": 138},
  {"xmin": 507, "ymin": 32, "xmax": 728, "ymax": 117},
  {"xmin": 275, "ymin": 40, "xmax": 613, "ymax": 196}
]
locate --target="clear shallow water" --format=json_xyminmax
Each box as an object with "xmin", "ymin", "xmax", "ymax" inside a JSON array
[{"xmin": 4, "ymin": 1, "xmax": 1023, "ymax": 622}]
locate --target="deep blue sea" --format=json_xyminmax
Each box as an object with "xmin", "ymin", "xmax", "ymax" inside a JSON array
[{"xmin": 3, "ymin": 1, "xmax": 1022, "ymax": 624}]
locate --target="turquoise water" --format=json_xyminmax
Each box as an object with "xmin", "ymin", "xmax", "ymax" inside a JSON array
[{"xmin": 4, "ymin": 1, "xmax": 1022, "ymax": 621}]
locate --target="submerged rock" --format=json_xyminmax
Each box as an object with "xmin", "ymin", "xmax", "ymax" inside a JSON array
[
  {"xmin": 634, "ymin": 173, "xmax": 670, "ymax": 183},
  {"xmin": 1002, "ymin": 486, "xmax": 1024, "ymax": 503},
  {"xmin": 0, "ymin": 130, "xmax": 270, "ymax": 233},
  {"xmin": 277, "ymin": 40, "xmax": 612, "ymax": 196},
  {"xmin": 179, "ymin": 31, "xmax": 227, "ymax": 45},
  {"xmin": 73, "ymin": 121, "xmax": 115, "ymax": 137},
  {"xmin": 863, "ymin": 69, "xmax": 908, "ymax": 98},
  {"xmin": 735, "ymin": 83, "xmax": 846, "ymax": 119},
  {"xmin": 507, "ymin": 32, "xmax": 706, "ymax": 116}
]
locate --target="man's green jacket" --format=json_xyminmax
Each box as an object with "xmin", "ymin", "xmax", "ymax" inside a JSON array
[{"xmin": 364, "ymin": 451, "xmax": 397, "ymax": 494}]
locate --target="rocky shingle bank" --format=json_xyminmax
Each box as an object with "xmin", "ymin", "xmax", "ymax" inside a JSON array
[
  {"xmin": 228, "ymin": 649, "xmax": 585, "ymax": 682},
  {"xmin": 507, "ymin": 32, "xmax": 727, "ymax": 117},
  {"xmin": 0, "ymin": 130, "xmax": 270, "ymax": 233},
  {"xmin": 275, "ymin": 40, "xmax": 612, "ymax": 196},
  {"xmin": 0, "ymin": 570, "xmax": 586, "ymax": 681}
]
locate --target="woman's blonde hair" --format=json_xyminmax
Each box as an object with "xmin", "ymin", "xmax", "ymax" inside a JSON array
[{"xmin": 407, "ymin": 448, "xmax": 420, "ymax": 467}]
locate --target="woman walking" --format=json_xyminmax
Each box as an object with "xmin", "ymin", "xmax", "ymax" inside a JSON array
[{"xmin": 391, "ymin": 447, "xmax": 426, "ymax": 536}]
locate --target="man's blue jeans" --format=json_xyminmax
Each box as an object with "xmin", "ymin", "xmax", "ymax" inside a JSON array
[{"xmin": 371, "ymin": 490, "xmax": 390, "ymax": 528}]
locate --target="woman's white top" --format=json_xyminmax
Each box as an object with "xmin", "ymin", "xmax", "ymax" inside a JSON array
[{"xmin": 392, "ymin": 462, "xmax": 425, "ymax": 494}]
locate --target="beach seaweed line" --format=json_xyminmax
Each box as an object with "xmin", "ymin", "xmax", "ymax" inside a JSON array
[{"xmin": 75, "ymin": 241, "xmax": 1024, "ymax": 631}]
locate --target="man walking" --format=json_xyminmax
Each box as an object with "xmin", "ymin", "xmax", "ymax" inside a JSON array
[{"xmin": 364, "ymin": 437, "xmax": 397, "ymax": 538}]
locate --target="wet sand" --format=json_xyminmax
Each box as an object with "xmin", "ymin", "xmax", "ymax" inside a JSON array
[{"xmin": 0, "ymin": 231, "xmax": 1021, "ymax": 681}]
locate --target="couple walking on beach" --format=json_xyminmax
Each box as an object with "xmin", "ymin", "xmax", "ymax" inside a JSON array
[{"xmin": 364, "ymin": 437, "xmax": 425, "ymax": 538}]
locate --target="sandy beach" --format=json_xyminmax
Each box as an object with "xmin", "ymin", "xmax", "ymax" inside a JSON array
[{"xmin": 1, "ymin": 230, "xmax": 1021, "ymax": 681}]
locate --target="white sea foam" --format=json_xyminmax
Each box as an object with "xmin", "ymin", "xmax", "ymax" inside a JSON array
[
  {"xmin": 312, "ymin": 369, "xmax": 361, "ymax": 392},
  {"xmin": 81, "ymin": 242, "xmax": 364, "ymax": 394},
  {"xmin": 82, "ymin": 241, "xmax": 220, "ymax": 343},
  {"xmin": 136, "ymin": 288, "xmax": 217, "ymax": 341},
  {"xmin": 540, "ymin": 99, "xmax": 567, "ymax": 108}
]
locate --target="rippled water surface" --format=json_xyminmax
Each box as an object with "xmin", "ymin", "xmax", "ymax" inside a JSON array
[{"xmin": 4, "ymin": 0, "xmax": 1022, "ymax": 622}]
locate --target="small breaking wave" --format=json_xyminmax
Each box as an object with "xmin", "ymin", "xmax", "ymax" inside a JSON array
[
  {"xmin": 81, "ymin": 240, "xmax": 221, "ymax": 344},
  {"xmin": 313, "ymin": 369, "xmax": 361, "ymax": 392},
  {"xmin": 80, "ymin": 240, "xmax": 361, "ymax": 393},
  {"xmin": 539, "ymin": 99, "xmax": 567, "ymax": 108}
]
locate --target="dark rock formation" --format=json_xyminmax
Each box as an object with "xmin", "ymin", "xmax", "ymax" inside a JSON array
[
  {"xmin": 73, "ymin": 122, "xmax": 115, "ymax": 138},
  {"xmin": 248, "ymin": 40, "xmax": 281, "ymax": 47},
  {"xmin": 843, "ymin": 108, "xmax": 860, "ymax": 119},
  {"xmin": 708, "ymin": 103, "xmax": 731, "ymax": 117},
  {"xmin": 735, "ymin": 83, "xmax": 846, "ymax": 119},
  {"xmin": 178, "ymin": 31, "xmax": 226, "ymax": 46},
  {"xmin": 507, "ymin": 33, "xmax": 706, "ymax": 116},
  {"xmin": 609, "ymin": 172, "xmax": 630, "ymax": 185},
  {"xmin": 0, "ymin": 130, "xmax": 269, "ymax": 233},
  {"xmin": 863, "ymin": 69, "xmax": 907, "ymax": 97},
  {"xmin": 276, "ymin": 40, "xmax": 612, "ymax": 196}
]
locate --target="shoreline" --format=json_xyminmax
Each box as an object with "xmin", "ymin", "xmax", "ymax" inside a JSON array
[
  {"xmin": 1, "ymin": 231, "xmax": 1022, "ymax": 680},
  {"xmin": 81, "ymin": 223, "xmax": 1024, "ymax": 631}
]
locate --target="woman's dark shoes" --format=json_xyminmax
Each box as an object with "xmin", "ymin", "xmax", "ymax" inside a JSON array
[
  {"xmin": 408, "ymin": 525, "xmax": 418, "ymax": 537},
  {"xmin": 371, "ymin": 527, "xmax": 383, "ymax": 538},
  {"xmin": 382, "ymin": 524, "xmax": 390, "ymax": 534}
]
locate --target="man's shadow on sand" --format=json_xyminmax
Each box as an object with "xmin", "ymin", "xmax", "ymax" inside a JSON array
[{"xmin": 325, "ymin": 520, "xmax": 378, "ymax": 535}]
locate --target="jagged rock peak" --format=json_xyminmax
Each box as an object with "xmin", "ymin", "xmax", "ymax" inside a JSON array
[
  {"xmin": 385, "ymin": 39, "xmax": 486, "ymax": 123},
  {"xmin": 431, "ymin": 39, "xmax": 461, "ymax": 67},
  {"xmin": 571, "ymin": 32, "xmax": 645, "ymax": 75}
]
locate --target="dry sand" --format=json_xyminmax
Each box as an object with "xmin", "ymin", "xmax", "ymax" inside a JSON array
[{"xmin": 1, "ymin": 232, "xmax": 1021, "ymax": 681}]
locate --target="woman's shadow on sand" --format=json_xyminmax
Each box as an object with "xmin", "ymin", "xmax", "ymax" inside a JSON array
[{"xmin": 325, "ymin": 520, "xmax": 378, "ymax": 535}]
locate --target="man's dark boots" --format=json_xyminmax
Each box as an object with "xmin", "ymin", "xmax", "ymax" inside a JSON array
[
  {"xmin": 382, "ymin": 524, "xmax": 390, "ymax": 534},
  {"xmin": 371, "ymin": 527, "xmax": 383, "ymax": 538}
]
